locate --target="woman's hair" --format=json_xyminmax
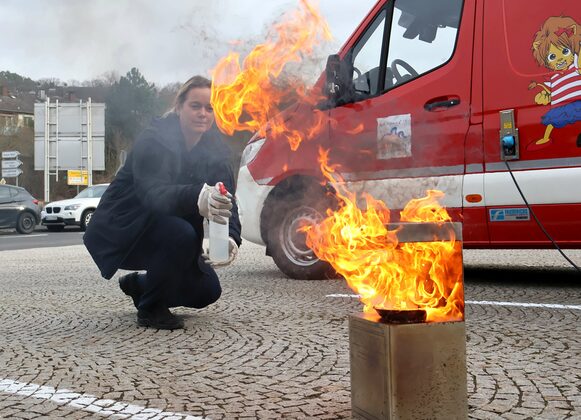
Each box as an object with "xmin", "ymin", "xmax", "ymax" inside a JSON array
[{"xmin": 168, "ymin": 75, "xmax": 212, "ymax": 113}]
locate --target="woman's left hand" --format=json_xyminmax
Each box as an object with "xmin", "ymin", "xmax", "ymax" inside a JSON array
[{"xmin": 202, "ymin": 237, "xmax": 239, "ymax": 268}]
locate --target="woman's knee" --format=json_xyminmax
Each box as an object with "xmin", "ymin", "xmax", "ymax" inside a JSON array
[
  {"xmin": 189, "ymin": 270, "xmax": 222, "ymax": 308},
  {"xmin": 154, "ymin": 217, "xmax": 200, "ymax": 254},
  {"xmin": 205, "ymin": 280, "xmax": 222, "ymax": 306}
]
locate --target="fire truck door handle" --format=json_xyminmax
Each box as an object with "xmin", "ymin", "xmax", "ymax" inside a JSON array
[{"xmin": 424, "ymin": 96, "xmax": 461, "ymax": 112}]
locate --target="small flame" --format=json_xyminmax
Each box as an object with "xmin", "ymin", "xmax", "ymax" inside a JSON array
[
  {"xmin": 211, "ymin": 0, "xmax": 332, "ymax": 151},
  {"xmin": 303, "ymin": 148, "xmax": 464, "ymax": 323}
]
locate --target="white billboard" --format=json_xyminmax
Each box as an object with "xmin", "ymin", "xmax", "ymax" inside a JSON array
[{"xmin": 34, "ymin": 101, "xmax": 105, "ymax": 171}]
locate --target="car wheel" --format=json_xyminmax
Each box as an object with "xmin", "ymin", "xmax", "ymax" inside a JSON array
[
  {"xmin": 47, "ymin": 225, "xmax": 65, "ymax": 232},
  {"xmin": 80, "ymin": 209, "xmax": 94, "ymax": 231},
  {"xmin": 266, "ymin": 193, "xmax": 337, "ymax": 280},
  {"xmin": 16, "ymin": 212, "xmax": 36, "ymax": 234}
]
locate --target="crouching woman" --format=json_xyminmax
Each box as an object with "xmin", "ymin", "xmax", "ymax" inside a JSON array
[{"xmin": 84, "ymin": 75, "xmax": 241, "ymax": 330}]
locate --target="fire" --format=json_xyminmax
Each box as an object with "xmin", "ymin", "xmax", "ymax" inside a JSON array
[
  {"xmin": 209, "ymin": 1, "xmax": 463, "ymax": 322},
  {"xmin": 211, "ymin": 0, "xmax": 332, "ymax": 151},
  {"xmin": 303, "ymin": 149, "xmax": 464, "ymax": 323}
]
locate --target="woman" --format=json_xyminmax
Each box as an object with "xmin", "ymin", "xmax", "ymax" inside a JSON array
[{"xmin": 84, "ymin": 75, "xmax": 241, "ymax": 330}]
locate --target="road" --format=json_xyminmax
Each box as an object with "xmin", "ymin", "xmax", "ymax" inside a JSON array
[
  {"xmin": 0, "ymin": 242, "xmax": 580, "ymax": 418},
  {"xmin": 0, "ymin": 227, "xmax": 84, "ymax": 251}
]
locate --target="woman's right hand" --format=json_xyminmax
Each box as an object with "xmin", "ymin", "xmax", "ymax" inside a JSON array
[{"xmin": 197, "ymin": 183, "xmax": 232, "ymax": 224}]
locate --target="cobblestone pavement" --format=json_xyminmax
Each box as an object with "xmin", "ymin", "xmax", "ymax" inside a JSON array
[{"xmin": 0, "ymin": 244, "xmax": 580, "ymax": 419}]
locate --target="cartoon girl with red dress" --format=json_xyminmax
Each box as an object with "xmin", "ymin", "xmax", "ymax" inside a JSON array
[{"xmin": 528, "ymin": 16, "xmax": 581, "ymax": 150}]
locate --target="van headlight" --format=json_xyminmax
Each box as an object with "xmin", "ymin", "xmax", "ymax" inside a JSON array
[{"xmin": 240, "ymin": 138, "xmax": 266, "ymax": 167}]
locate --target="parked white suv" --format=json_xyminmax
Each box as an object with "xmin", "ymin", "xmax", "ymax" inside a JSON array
[{"xmin": 41, "ymin": 184, "xmax": 109, "ymax": 232}]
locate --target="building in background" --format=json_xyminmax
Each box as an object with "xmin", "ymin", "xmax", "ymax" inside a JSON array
[{"xmin": 0, "ymin": 86, "xmax": 34, "ymax": 136}]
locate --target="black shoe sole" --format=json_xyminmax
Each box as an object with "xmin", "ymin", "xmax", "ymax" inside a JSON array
[{"xmin": 137, "ymin": 316, "xmax": 184, "ymax": 330}]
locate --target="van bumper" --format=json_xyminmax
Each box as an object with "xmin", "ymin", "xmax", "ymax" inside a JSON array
[{"xmin": 236, "ymin": 165, "xmax": 273, "ymax": 246}]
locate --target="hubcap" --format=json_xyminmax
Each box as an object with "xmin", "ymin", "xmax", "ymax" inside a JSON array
[
  {"xmin": 22, "ymin": 216, "xmax": 33, "ymax": 230},
  {"xmin": 85, "ymin": 212, "xmax": 93, "ymax": 226},
  {"xmin": 279, "ymin": 205, "xmax": 322, "ymax": 267}
]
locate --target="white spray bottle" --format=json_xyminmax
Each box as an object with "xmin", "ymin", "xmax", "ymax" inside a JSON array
[{"xmin": 209, "ymin": 182, "xmax": 230, "ymax": 263}]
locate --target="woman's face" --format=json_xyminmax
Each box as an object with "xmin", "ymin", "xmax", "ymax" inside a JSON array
[{"xmin": 177, "ymin": 87, "xmax": 215, "ymax": 136}]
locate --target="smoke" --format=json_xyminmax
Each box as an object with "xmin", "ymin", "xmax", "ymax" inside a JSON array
[
  {"xmin": 199, "ymin": 1, "xmax": 340, "ymax": 87},
  {"xmin": 2, "ymin": 0, "xmax": 374, "ymax": 87}
]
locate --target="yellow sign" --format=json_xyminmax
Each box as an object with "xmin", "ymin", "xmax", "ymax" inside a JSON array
[
  {"xmin": 0, "ymin": 178, "xmax": 5, "ymax": 185},
  {"xmin": 67, "ymin": 170, "xmax": 89, "ymax": 186}
]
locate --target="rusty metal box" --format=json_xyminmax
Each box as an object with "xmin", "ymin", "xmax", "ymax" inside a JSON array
[{"xmin": 350, "ymin": 313, "xmax": 467, "ymax": 419}]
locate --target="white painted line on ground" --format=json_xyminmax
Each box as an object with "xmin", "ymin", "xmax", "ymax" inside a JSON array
[
  {"xmin": 326, "ymin": 294, "xmax": 581, "ymax": 311},
  {"xmin": 3, "ymin": 234, "xmax": 48, "ymax": 239},
  {"xmin": 0, "ymin": 378, "xmax": 206, "ymax": 419},
  {"xmin": 465, "ymin": 300, "xmax": 581, "ymax": 311}
]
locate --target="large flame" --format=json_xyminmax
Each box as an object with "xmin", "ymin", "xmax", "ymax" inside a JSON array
[
  {"xmin": 210, "ymin": 2, "xmax": 463, "ymax": 322},
  {"xmin": 303, "ymin": 149, "xmax": 464, "ymax": 323},
  {"xmin": 211, "ymin": 0, "xmax": 332, "ymax": 151}
]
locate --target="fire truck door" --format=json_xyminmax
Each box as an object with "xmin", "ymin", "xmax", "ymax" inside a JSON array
[
  {"xmin": 482, "ymin": 0, "xmax": 581, "ymax": 245},
  {"xmin": 328, "ymin": 0, "xmax": 474, "ymax": 218}
]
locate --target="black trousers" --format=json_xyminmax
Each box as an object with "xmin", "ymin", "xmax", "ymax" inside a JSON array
[{"xmin": 119, "ymin": 216, "xmax": 221, "ymax": 310}]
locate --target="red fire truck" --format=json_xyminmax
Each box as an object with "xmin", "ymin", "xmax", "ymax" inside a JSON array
[{"xmin": 236, "ymin": 0, "xmax": 581, "ymax": 279}]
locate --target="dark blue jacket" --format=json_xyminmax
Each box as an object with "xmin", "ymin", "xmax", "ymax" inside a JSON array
[{"xmin": 84, "ymin": 113, "xmax": 241, "ymax": 279}]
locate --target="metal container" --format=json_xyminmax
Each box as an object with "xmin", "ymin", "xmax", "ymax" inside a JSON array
[
  {"xmin": 350, "ymin": 314, "xmax": 467, "ymax": 419},
  {"xmin": 387, "ymin": 221, "xmax": 462, "ymax": 243},
  {"xmin": 350, "ymin": 221, "xmax": 467, "ymax": 419}
]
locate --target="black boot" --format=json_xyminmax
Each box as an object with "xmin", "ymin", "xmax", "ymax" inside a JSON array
[
  {"xmin": 137, "ymin": 305, "xmax": 184, "ymax": 330},
  {"xmin": 119, "ymin": 272, "xmax": 141, "ymax": 309}
]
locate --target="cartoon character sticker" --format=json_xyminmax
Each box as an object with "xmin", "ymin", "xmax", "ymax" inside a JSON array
[
  {"xmin": 377, "ymin": 114, "xmax": 412, "ymax": 159},
  {"xmin": 528, "ymin": 16, "xmax": 581, "ymax": 151}
]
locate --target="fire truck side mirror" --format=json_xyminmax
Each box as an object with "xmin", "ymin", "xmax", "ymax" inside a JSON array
[{"xmin": 325, "ymin": 54, "xmax": 352, "ymax": 104}]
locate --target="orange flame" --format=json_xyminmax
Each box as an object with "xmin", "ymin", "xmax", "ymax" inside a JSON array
[
  {"xmin": 303, "ymin": 148, "xmax": 464, "ymax": 323},
  {"xmin": 211, "ymin": 0, "xmax": 332, "ymax": 151}
]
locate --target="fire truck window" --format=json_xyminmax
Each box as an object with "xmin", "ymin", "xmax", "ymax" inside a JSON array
[
  {"xmin": 386, "ymin": 0, "xmax": 463, "ymax": 89},
  {"xmin": 350, "ymin": 10, "xmax": 387, "ymax": 99}
]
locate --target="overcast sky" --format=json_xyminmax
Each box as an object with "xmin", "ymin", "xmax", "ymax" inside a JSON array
[{"xmin": 2, "ymin": 0, "xmax": 377, "ymax": 86}]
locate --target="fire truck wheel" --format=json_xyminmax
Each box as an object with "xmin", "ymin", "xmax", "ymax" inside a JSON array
[{"xmin": 266, "ymin": 196, "xmax": 337, "ymax": 280}]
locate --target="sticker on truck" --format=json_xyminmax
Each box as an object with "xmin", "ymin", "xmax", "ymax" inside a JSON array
[
  {"xmin": 489, "ymin": 208, "xmax": 531, "ymax": 222},
  {"xmin": 377, "ymin": 114, "xmax": 412, "ymax": 159}
]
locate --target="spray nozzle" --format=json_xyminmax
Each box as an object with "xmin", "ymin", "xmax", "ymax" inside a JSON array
[{"xmin": 217, "ymin": 182, "xmax": 229, "ymax": 196}]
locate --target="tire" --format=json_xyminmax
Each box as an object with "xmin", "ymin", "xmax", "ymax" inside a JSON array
[
  {"xmin": 16, "ymin": 212, "xmax": 36, "ymax": 234},
  {"xmin": 47, "ymin": 225, "xmax": 65, "ymax": 232},
  {"xmin": 266, "ymin": 192, "xmax": 337, "ymax": 280},
  {"xmin": 80, "ymin": 209, "xmax": 94, "ymax": 231}
]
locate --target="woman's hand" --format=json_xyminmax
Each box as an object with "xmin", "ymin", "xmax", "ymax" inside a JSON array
[
  {"xmin": 202, "ymin": 237, "xmax": 239, "ymax": 268},
  {"xmin": 197, "ymin": 183, "xmax": 232, "ymax": 224}
]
